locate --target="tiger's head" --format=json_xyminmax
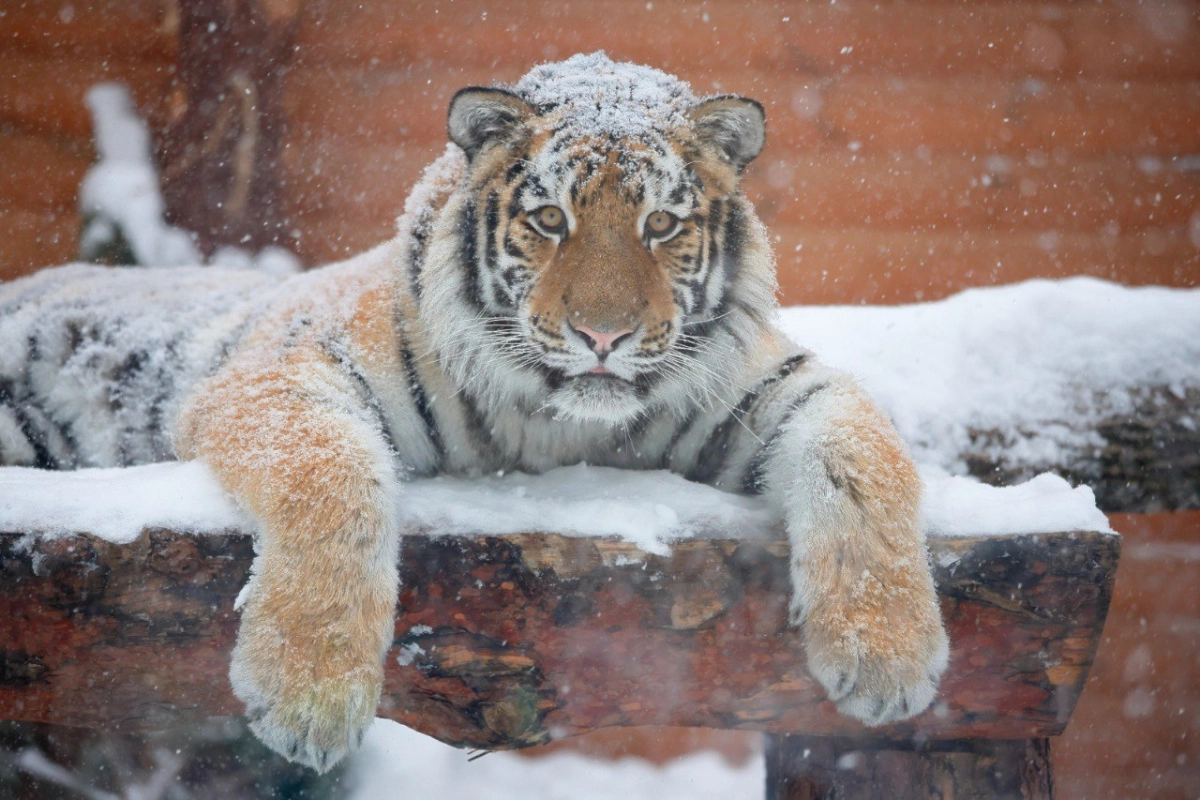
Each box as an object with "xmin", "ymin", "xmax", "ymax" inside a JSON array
[{"xmin": 416, "ymin": 54, "xmax": 777, "ymax": 426}]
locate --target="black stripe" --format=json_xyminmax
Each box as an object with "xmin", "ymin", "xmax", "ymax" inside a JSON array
[
  {"xmin": 399, "ymin": 344, "xmax": 445, "ymax": 468},
  {"xmin": 207, "ymin": 316, "xmax": 257, "ymax": 376},
  {"xmin": 319, "ymin": 338, "xmax": 400, "ymax": 461},
  {"xmin": 741, "ymin": 380, "xmax": 830, "ymax": 494},
  {"xmin": 458, "ymin": 387, "xmax": 506, "ymax": 467},
  {"xmin": 685, "ymin": 354, "xmax": 810, "ymax": 485},
  {"xmin": 506, "ymin": 180, "xmax": 527, "ymax": 223},
  {"xmin": 3, "ymin": 400, "xmax": 59, "ymax": 469},
  {"xmin": 458, "ymin": 203, "xmax": 486, "ymax": 311}
]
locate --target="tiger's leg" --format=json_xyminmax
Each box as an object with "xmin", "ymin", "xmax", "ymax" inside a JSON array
[
  {"xmin": 176, "ymin": 355, "xmax": 400, "ymax": 772},
  {"xmin": 756, "ymin": 373, "xmax": 949, "ymax": 725}
]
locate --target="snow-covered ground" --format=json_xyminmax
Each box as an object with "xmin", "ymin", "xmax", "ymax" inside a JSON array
[{"xmin": 350, "ymin": 721, "xmax": 764, "ymax": 800}]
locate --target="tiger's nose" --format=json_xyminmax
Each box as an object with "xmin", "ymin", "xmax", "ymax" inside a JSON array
[{"xmin": 572, "ymin": 324, "xmax": 635, "ymax": 355}]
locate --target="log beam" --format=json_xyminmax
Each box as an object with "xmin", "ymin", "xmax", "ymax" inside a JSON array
[
  {"xmin": 0, "ymin": 526, "xmax": 1119, "ymax": 750},
  {"xmin": 764, "ymin": 735, "xmax": 1053, "ymax": 800}
]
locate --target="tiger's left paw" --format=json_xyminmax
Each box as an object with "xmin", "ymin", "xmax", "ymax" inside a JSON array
[{"xmin": 800, "ymin": 573, "xmax": 950, "ymax": 726}]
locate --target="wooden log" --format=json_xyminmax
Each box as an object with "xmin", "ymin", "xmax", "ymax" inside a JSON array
[
  {"xmin": 0, "ymin": 526, "xmax": 1119, "ymax": 750},
  {"xmin": 764, "ymin": 735, "xmax": 1053, "ymax": 800},
  {"xmin": 964, "ymin": 386, "xmax": 1200, "ymax": 513}
]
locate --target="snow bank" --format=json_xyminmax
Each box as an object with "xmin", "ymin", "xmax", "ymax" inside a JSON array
[
  {"xmin": 920, "ymin": 468, "xmax": 1110, "ymax": 537},
  {"xmin": 0, "ymin": 458, "xmax": 1110, "ymax": 547},
  {"xmin": 778, "ymin": 278, "xmax": 1200, "ymax": 474},
  {"xmin": 0, "ymin": 461, "xmax": 253, "ymax": 544},
  {"xmin": 80, "ymin": 84, "xmax": 201, "ymax": 267},
  {"xmin": 349, "ymin": 720, "xmax": 762, "ymax": 800}
]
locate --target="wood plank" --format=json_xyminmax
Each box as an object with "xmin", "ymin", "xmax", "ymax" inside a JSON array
[
  {"xmin": 291, "ymin": 1, "xmax": 793, "ymax": 74},
  {"xmin": 0, "ymin": 528, "xmax": 1120, "ymax": 748},
  {"xmin": 0, "ymin": 134, "xmax": 93, "ymax": 213},
  {"xmin": 742, "ymin": 154, "xmax": 1200, "ymax": 232},
  {"xmin": 0, "ymin": 53, "xmax": 172, "ymax": 140},
  {"xmin": 0, "ymin": 0, "xmax": 173, "ymax": 60},
  {"xmin": 286, "ymin": 1, "xmax": 1200, "ymax": 80},
  {"xmin": 820, "ymin": 77, "xmax": 1200, "ymax": 156},
  {"xmin": 0, "ymin": 209, "xmax": 78, "ymax": 282}
]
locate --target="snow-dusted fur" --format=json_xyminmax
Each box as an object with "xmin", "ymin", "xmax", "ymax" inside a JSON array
[{"xmin": 0, "ymin": 54, "xmax": 947, "ymax": 771}]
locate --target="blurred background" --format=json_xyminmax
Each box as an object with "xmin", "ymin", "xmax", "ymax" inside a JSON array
[{"xmin": 1, "ymin": 1, "xmax": 1198, "ymax": 797}]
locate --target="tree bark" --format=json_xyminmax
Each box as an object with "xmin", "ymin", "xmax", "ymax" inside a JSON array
[{"xmin": 0, "ymin": 526, "xmax": 1118, "ymax": 751}]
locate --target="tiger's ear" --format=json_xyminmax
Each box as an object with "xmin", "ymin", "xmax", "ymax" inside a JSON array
[
  {"xmin": 448, "ymin": 88, "xmax": 535, "ymax": 161},
  {"xmin": 688, "ymin": 96, "xmax": 766, "ymax": 172}
]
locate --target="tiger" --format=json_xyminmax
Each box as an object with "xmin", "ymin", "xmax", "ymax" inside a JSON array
[{"xmin": 0, "ymin": 53, "xmax": 948, "ymax": 772}]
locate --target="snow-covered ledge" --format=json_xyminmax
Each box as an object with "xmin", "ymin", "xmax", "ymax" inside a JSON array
[
  {"xmin": 0, "ymin": 461, "xmax": 1117, "ymax": 741},
  {"xmin": 1, "ymin": 278, "xmax": 1196, "ymax": 795}
]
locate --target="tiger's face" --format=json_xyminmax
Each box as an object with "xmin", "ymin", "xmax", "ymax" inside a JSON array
[{"xmin": 427, "ymin": 56, "xmax": 770, "ymax": 425}]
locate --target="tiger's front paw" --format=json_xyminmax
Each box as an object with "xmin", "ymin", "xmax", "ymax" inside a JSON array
[
  {"xmin": 244, "ymin": 678, "xmax": 379, "ymax": 773},
  {"xmin": 799, "ymin": 569, "xmax": 949, "ymax": 726},
  {"xmin": 230, "ymin": 628, "xmax": 382, "ymax": 773}
]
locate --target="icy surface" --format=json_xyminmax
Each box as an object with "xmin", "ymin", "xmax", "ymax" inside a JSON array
[
  {"xmin": 778, "ymin": 277, "xmax": 1200, "ymax": 475},
  {"xmin": 350, "ymin": 720, "xmax": 762, "ymax": 800},
  {"xmin": 513, "ymin": 52, "xmax": 696, "ymax": 140},
  {"xmin": 396, "ymin": 464, "xmax": 779, "ymax": 554}
]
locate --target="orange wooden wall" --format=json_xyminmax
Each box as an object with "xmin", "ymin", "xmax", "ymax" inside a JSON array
[{"xmin": 2, "ymin": 1, "xmax": 1198, "ymax": 304}]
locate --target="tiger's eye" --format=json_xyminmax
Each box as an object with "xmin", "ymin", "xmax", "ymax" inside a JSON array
[
  {"xmin": 646, "ymin": 211, "xmax": 677, "ymax": 237},
  {"xmin": 536, "ymin": 206, "xmax": 565, "ymax": 231}
]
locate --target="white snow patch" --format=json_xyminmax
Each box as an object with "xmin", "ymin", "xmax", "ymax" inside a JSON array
[
  {"xmin": 0, "ymin": 461, "xmax": 254, "ymax": 543},
  {"xmin": 80, "ymin": 84, "xmax": 201, "ymax": 267},
  {"xmin": 920, "ymin": 468, "xmax": 1112, "ymax": 537},
  {"xmin": 397, "ymin": 464, "xmax": 778, "ymax": 554},
  {"xmin": 0, "ymin": 459, "xmax": 1110, "ymax": 547},
  {"xmin": 777, "ymin": 277, "xmax": 1200, "ymax": 474},
  {"xmin": 348, "ymin": 719, "xmax": 763, "ymax": 800},
  {"xmin": 514, "ymin": 52, "xmax": 696, "ymax": 141}
]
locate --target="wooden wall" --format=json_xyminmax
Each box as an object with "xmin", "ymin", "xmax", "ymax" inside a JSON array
[{"xmin": 2, "ymin": 0, "xmax": 1198, "ymax": 304}]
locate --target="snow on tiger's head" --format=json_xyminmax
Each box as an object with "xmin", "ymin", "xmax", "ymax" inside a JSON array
[{"xmin": 413, "ymin": 54, "xmax": 776, "ymax": 425}]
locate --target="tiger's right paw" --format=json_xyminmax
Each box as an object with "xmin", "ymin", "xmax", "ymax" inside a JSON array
[
  {"xmin": 242, "ymin": 675, "xmax": 380, "ymax": 773},
  {"xmin": 230, "ymin": 626, "xmax": 382, "ymax": 773}
]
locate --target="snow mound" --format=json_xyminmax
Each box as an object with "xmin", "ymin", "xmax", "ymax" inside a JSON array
[
  {"xmin": 0, "ymin": 459, "xmax": 1110, "ymax": 550},
  {"xmin": 778, "ymin": 277, "xmax": 1200, "ymax": 474}
]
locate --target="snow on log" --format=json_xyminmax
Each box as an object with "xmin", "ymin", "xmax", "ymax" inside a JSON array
[
  {"xmin": 0, "ymin": 524, "xmax": 1118, "ymax": 748},
  {"xmin": 780, "ymin": 279, "xmax": 1200, "ymax": 513}
]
